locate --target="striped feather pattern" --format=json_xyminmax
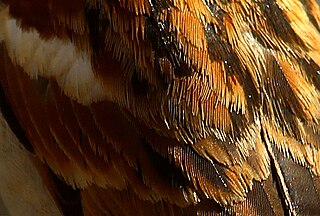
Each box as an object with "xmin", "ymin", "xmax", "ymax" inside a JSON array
[{"xmin": 0, "ymin": 0, "xmax": 320, "ymax": 215}]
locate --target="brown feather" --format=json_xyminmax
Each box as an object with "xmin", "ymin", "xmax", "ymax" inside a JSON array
[{"xmin": 1, "ymin": 0, "xmax": 320, "ymax": 215}]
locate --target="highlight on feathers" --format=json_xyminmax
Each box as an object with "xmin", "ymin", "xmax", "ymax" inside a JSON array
[{"xmin": 0, "ymin": 0, "xmax": 320, "ymax": 215}]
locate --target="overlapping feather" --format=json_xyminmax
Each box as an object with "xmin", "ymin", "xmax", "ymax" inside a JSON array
[{"xmin": 1, "ymin": 0, "xmax": 320, "ymax": 215}]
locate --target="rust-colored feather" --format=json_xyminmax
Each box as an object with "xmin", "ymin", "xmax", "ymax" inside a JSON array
[{"xmin": 1, "ymin": 0, "xmax": 320, "ymax": 215}]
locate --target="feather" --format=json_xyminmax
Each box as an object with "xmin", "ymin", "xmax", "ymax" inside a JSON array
[{"xmin": 1, "ymin": 0, "xmax": 320, "ymax": 215}]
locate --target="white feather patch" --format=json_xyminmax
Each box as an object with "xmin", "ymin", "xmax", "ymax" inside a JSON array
[{"xmin": 0, "ymin": 5, "xmax": 107, "ymax": 105}]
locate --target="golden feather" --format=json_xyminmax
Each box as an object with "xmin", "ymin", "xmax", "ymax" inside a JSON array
[{"xmin": 1, "ymin": 0, "xmax": 320, "ymax": 215}]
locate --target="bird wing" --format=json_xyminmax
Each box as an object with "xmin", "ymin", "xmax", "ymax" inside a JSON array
[{"xmin": 1, "ymin": 0, "xmax": 320, "ymax": 215}]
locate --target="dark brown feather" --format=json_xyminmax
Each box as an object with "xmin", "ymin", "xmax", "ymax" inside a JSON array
[{"xmin": 1, "ymin": 0, "xmax": 320, "ymax": 215}]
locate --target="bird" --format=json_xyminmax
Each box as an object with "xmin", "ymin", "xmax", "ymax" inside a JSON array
[{"xmin": 0, "ymin": 0, "xmax": 320, "ymax": 215}]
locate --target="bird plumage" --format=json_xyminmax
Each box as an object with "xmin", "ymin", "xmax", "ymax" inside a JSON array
[{"xmin": 0, "ymin": 0, "xmax": 320, "ymax": 215}]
